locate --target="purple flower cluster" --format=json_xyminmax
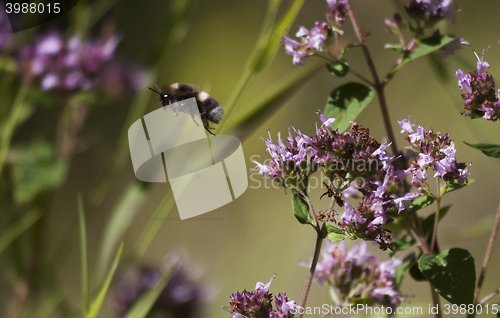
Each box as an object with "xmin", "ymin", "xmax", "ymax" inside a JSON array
[
  {"xmin": 405, "ymin": 0, "xmax": 459, "ymax": 26},
  {"xmin": 113, "ymin": 264, "xmax": 210, "ymax": 318},
  {"xmin": 226, "ymin": 275, "xmax": 300, "ymax": 318},
  {"xmin": 281, "ymin": 0, "xmax": 347, "ymax": 65},
  {"xmin": 453, "ymin": 48, "xmax": 500, "ymax": 121},
  {"xmin": 384, "ymin": 4, "xmax": 464, "ymax": 59},
  {"xmin": 254, "ymin": 111, "xmax": 421, "ymax": 250},
  {"xmin": 315, "ymin": 241, "xmax": 403, "ymax": 309},
  {"xmin": 398, "ymin": 115, "xmax": 470, "ymax": 188},
  {"xmin": 326, "ymin": 0, "xmax": 348, "ymax": 27},
  {"xmin": 18, "ymin": 31, "xmax": 145, "ymax": 94},
  {"xmin": 282, "ymin": 22, "xmax": 332, "ymax": 65},
  {"xmin": 339, "ymin": 168, "xmax": 420, "ymax": 250},
  {"xmin": 253, "ymin": 111, "xmax": 391, "ymax": 185}
]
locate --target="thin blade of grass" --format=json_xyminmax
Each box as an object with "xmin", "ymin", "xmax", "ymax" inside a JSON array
[
  {"xmin": 218, "ymin": 0, "xmax": 305, "ymax": 132},
  {"xmin": 78, "ymin": 195, "xmax": 89, "ymax": 315},
  {"xmin": 0, "ymin": 209, "xmax": 41, "ymax": 254},
  {"xmin": 90, "ymin": 0, "xmax": 199, "ymax": 206},
  {"xmin": 26, "ymin": 289, "xmax": 65, "ymax": 318},
  {"xmin": 93, "ymin": 183, "xmax": 144, "ymax": 286},
  {"xmin": 135, "ymin": 195, "xmax": 176, "ymax": 257},
  {"xmin": 0, "ymin": 80, "xmax": 30, "ymax": 179},
  {"xmin": 246, "ymin": 0, "xmax": 281, "ymax": 72},
  {"xmin": 123, "ymin": 260, "xmax": 179, "ymax": 318},
  {"xmin": 224, "ymin": 60, "xmax": 324, "ymax": 135},
  {"xmin": 86, "ymin": 241, "xmax": 124, "ymax": 318},
  {"xmin": 250, "ymin": 0, "xmax": 305, "ymax": 72}
]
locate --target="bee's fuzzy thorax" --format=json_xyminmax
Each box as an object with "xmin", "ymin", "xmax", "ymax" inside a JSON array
[{"xmin": 158, "ymin": 83, "xmax": 224, "ymax": 128}]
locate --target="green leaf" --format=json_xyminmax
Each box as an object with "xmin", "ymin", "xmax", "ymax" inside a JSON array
[
  {"xmin": 10, "ymin": 141, "xmax": 68, "ymax": 204},
  {"xmin": 464, "ymin": 142, "xmax": 500, "ymax": 158},
  {"xmin": 325, "ymin": 223, "xmax": 347, "ymax": 243},
  {"xmin": 395, "ymin": 252, "xmax": 417, "ymax": 286},
  {"xmin": 78, "ymin": 195, "xmax": 89, "ymax": 315},
  {"xmin": 86, "ymin": 242, "xmax": 124, "ymax": 318},
  {"xmin": 418, "ymin": 248, "xmax": 476, "ymax": 304},
  {"xmin": 123, "ymin": 261, "xmax": 179, "ymax": 318},
  {"xmin": 402, "ymin": 195, "xmax": 434, "ymax": 218},
  {"xmin": 94, "ymin": 184, "xmax": 145, "ymax": 286},
  {"xmin": 339, "ymin": 43, "xmax": 364, "ymax": 58},
  {"xmin": 409, "ymin": 262, "xmax": 427, "ymax": 282},
  {"xmin": 349, "ymin": 296, "xmax": 369, "ymax": 305},
  {"xmin": 292, "ymin": 194, "xmax": 315, "ymax": 227},
  {"xmin": 0, "ymin": 209, "xmax": 41, "ymax": 254},
  {"xmin": 421, "ymin": 205, "xmax": 451, "ymax": 238},
  {"xmin": 387, "ymin": 35, "xmax": 455, "ymax": 80},
  {"xmin": 441, "ymin": 179, "xmax": 474, "ymax": 196},
  {"xmin": 326, "ymin": 60, "xmax": 349, "ymax": 77},
  {"xmin": 324, "ymin": 82, "xmax": 375, "ymax": 132}
]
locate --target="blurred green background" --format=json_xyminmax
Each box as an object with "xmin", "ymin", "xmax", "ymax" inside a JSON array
[{"xmin": 2, "ymin": 0, "xmax": 500, "ymax": 317}]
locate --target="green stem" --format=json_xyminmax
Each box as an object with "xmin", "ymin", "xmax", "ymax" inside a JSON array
[
  {"xmin": 479, "ymin": 287, "xmax": 500, "ymax": 305},
  {"xmin": 0, "ymin": 80, "xmax": 30, "ymax": 181},
  {"xmin": 430, "ymin": 178, "xmax": 441, "ymax": 254},
  {"xmin": 345, "ymin": 0, "xmax": 400, "ymax": 166},
  {"xmin": 302, "ymin": 193, "xmax": 319, "ymax": 228},
  {"xmin": 468, "ymin": 200, "xmax": 500, "ymax": 318},
  {"xmin": 317, "ymin": 53, "xmax": 374, "ymax": 86},
  {"xmin": 297, "ymin": 231, "xmax": 323, "ymax": 318},
  {"xmin": 345, "ymin": 2, "xmax": 441, "ymax": 318}
]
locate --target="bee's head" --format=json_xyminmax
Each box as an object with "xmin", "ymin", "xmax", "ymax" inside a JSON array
[{"xmin": 148, "ymin": 86, "xmax": 169, "ymax": 107}]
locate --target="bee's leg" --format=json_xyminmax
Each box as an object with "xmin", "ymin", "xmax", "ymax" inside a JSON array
[
  {"xmin": 204, "ymin": 124, "xmax": 216, "ymax": 135},
  {"xmin": 167, "ymin": 101, "xmax": 179, "ymax": 115}
]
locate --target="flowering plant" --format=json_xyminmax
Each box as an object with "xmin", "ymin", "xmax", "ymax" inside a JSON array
[
  {"xmin": 240, "ymin": 0, "xmax": 499, "ymax": 317},
  {"xmin": 1, "ymin": 1, "xmax": 500, "ymax": 318}
]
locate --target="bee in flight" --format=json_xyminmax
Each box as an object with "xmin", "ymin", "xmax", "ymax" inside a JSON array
[{"xmin": 148, "ymin": 83, "xmax": 224, "ymax": 135}]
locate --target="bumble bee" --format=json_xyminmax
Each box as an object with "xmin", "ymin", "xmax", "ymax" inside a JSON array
[{"xmin": 148, "ymin": 83, "xmax": 224, "ymax": 135}]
